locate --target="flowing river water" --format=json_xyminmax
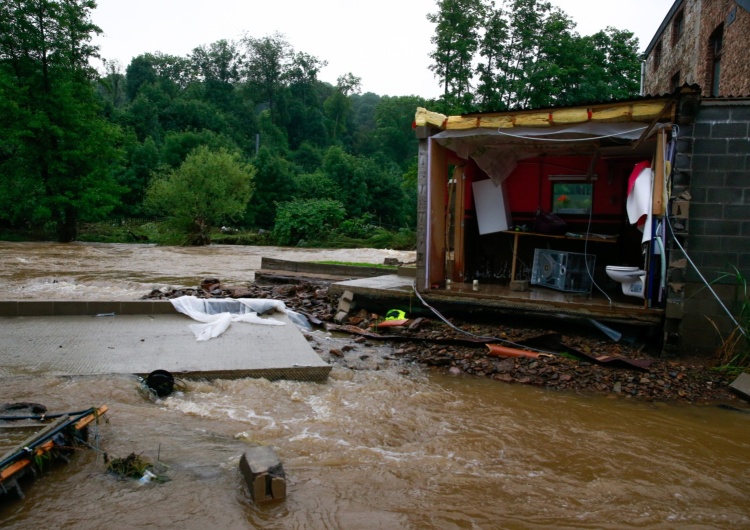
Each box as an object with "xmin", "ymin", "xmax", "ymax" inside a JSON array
[{"xmin": 1, "ymin": 242, "xmax": 749, "ymax": 529}]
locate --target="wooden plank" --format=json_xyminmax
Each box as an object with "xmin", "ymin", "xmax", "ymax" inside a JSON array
[
  {"xmin": 510, "ymin": 232, "xmax": 520, "ymax": 281},
  {"xmin": 75, "ymin": 406, "xmax": 107, "ymax": 430},
  {"xmin": 0, "ymin": 415, "xmax": 68, "ymax": 464},
  {"xmin": 451, "ymin": 166, "xmax": 466, "ymax": 282},
  {"xmin": 428, "ymin": 139, "xmax": 448, "ymax": 287},
  {"xmin": 653, "ymin": 129, "xmax": 666, "ymax": 216}
]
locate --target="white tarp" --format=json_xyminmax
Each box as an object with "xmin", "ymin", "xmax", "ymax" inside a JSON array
[
  {"xmin": 433, "ymin": 122, "xmax": 649, "ymax": 185},
  {"xmin": 170, "ymin": 296, "xmax": 309, "ymax": 341}
]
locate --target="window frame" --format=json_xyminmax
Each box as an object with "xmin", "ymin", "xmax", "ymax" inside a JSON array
[{"xmin": 709, "ymin": 25, "xmax": 724, "ymax": 97}]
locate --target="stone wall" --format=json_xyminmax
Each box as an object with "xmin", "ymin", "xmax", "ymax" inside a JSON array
[
  {"xmin": 643, "ymin": 0, "xmax": 703, "ymax": 95},
  {"xmin": 678, "ymin": 101, "xmax": 750, "ymax": 354},
  {"xmin": 643, "ymin": 0, "xmax": 750, "ymax": 97}
]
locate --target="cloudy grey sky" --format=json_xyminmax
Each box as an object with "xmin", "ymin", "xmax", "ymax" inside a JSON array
[{"xmin": 91, "ymin": 0, "xmax": 676, "ymax": 98}]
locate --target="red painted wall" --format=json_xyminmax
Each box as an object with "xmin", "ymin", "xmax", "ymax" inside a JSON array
[{"xmin": 502, "ymin": 156, "xmax": 626, "ymax": 217}]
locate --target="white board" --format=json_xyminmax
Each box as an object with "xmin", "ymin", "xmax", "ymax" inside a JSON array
[{"xmin": 472, "ymin": 179, "xmax": 511, "ymax": 235}]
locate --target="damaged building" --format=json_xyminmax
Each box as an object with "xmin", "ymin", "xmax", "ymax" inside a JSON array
[{"xmin": 413, "ymin": 84, "xmax": 749, "ymax": 356}]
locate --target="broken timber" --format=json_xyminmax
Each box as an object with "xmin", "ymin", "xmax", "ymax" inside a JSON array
[{"xmin": 0, "ymin": 406, "xmax": 108, "ymax": 499}]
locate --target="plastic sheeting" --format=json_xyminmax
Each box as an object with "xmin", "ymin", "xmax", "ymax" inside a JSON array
[
  {"xmin": 432, "ymin": 122, "xmax": 649, "ymax": 185},
  {"xmin": 170, "ymin": 296, "xmax": 310, "ymax": 341}
]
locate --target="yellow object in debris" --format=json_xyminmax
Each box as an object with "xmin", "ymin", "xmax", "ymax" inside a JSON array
[{"xmin": 385, "ymin": 309, "xmax": 406, "ymax": 321}]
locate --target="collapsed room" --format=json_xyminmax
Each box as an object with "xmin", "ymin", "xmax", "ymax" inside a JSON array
[{"xmin": 414, "ymin": 96, "xmax": 679, "ymax": 328}]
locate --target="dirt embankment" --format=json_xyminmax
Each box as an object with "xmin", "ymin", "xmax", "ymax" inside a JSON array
[{"xmin": 142, "ymin": 279, "xmax": 747, "ymax": 406}]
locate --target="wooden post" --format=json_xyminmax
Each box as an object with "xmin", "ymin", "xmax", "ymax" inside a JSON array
[
  {"xmin": 451, "ymin": 166, "xmax": 466, "ymax": 283},
  {"xmin": 652, "ymin": 128, "xmax": 666, "ymax": 216},
  {"xmin": 428, "ymin": 139, "xmax": 448, "ymax": 287}
]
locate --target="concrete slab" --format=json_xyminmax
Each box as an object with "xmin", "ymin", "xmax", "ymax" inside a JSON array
[
  {"xmin": 331, "ymin": 274, "xmax": 415, "ymax": 294},
  {"xmin": 0, "ymin": 313, "xmax": 331, "ymax": 381},
  {"xmin": 328, "ymin": 274, "xmax": 663, "ymax": 326},
  {"xmin": 730, "ymin": 372, "xmax": 750, "ymax": 402}
]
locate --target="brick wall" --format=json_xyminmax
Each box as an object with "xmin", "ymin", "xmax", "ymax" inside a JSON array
[
  {"xmin": 643, "ymin": 0, "xmax": 750, "ymax": 97},
  {"xmin": 678, "ymin": 101, "xmax": 750, "ymax": 354},
  {"xmin": 696, "ymin": 0, "xmax": 750, "ymax": 96},
  {"xmin": 643, "ymin": 0, "xmax": 702, "ymax": 95}
]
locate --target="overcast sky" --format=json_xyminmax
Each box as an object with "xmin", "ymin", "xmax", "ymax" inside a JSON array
[{"xmin": 91, "ymin": 0, "xmax": 676, "ymax": 99}]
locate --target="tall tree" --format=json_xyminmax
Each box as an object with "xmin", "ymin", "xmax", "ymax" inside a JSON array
[
  {"xmin": 0, "ymin": 0, "xmax": 124, "ymax": 241},
  {"xmin": 242, "ymin": 32, "xmax": 291, "ymax": 125},
  {"xmin": 427, "ymin": 0, "xmax": 486, "ymax": 111},
  {"xmin": 244, "ymin": 145, "xmax": 297, "ymax": 229},
  {"xmin": 476, "ymin": 6, "xmax": 509, "ymax": 110},
  {"xmin": 190, "ymin": 39, "xmax": 242, "ymax": 110},
  {"xmin": 324, "ymin": 73, "xmax": 361, "ymax": 141}
]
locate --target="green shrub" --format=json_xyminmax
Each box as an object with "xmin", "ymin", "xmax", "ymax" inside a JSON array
[
  {"xmin": 336, "ymin": 214, "xmax": 379, "ymax": 239},
  {"xmin": 272, "ymin": 198, "xmax": 346, "ymax": 246}
]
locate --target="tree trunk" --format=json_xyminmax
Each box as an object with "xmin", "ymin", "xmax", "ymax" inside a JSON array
[{"xmin": 56, "ymin": 205, "xmax": 78, "ymax": 243}]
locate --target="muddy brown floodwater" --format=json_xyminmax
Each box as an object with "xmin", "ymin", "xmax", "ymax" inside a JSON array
[{"xmin": 1, "ymin": 242, "xmax": 749, "ymax": 529}]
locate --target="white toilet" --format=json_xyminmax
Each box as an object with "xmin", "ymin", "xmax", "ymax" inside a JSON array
[{"xmin": 606, "ymin": 266, "xmax": 646, "ymax": 298}]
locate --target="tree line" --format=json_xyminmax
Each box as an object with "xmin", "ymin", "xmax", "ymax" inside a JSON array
[
  {"xmin": 428, "ymin": 0, "xmax": 641, "ymax": 113},
  {"xmin": 0, "ymin": 0, "xmax": 641, "ymax": 245}
]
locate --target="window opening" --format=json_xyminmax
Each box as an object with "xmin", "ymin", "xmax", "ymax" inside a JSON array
[
  {"xmin": 653, "ymin": 41, "xmax": 662, "ymax": 72},
  {"xmin": 710, "ymin": 25, "xmax": 723, "ymax": 96},
  {"xmin": 672, "ymin": 10, "xmax": 684, "ymax": 45}
]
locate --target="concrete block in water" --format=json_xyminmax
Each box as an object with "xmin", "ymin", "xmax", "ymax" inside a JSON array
[
  {"xmin": 239, "ymin": 446, "xmax": 286, "ymax": 502},
  {"xmin": 730, "ymin": 372, "xmax": 750, "ymax": 402}
]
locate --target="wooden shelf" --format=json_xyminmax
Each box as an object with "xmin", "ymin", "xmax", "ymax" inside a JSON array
[{"xmin": 502, "ymin": 230, "xmax": 618, "ymax": 281}]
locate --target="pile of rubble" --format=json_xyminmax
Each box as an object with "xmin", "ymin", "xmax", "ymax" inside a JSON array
[{"xmin": 143, "ymin": 278, "xmax": 744, "ymax": 405}]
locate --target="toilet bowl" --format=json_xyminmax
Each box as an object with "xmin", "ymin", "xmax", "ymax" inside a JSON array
[{"xmin": 606, "ymin": 266, "xmax": 646, "ymax": 298}]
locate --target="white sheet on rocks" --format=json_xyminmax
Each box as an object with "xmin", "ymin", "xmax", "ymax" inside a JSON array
[{"xmin": 170, "ymin": 296, "xmax": 309, "ymax": 341}]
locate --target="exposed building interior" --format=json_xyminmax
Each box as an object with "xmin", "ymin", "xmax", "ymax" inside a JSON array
[{"xmin": 419, "ymin": 102, "xmax": 676, "ymax": 317}]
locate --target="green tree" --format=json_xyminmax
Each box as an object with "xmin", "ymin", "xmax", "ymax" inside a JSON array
[
  {"xmin": 190, "ymin": 39, "xmax": 242, "ymax": 110},
  {"xmin": 432, "ymin": 0, "xmax": 641, "ymax": 112},
  {"xmin": 371, "ymin": 95, "xmax": 425, "ymax": 169},
  {"xmin": 144, "ymin": 146, "xmax": 255, "ymax": 245},
  {"xmin": 0, "ymin": 0, "xmax": 125, "ymax": 242},
  {"xmin": 427, "ymin": 0, "xmax": 487, "ymax": 111},
  {"xmin": 293, "ymin": 171, "xmax": 340, "ymax": 201},
  {"xmin": 321, "ymin": 146, "xmax": 368, "ymax": 217},
  {"xmin": 324, "ymin": 73, "xmax": 361, "ymax": 141},
  {"xmin": 244, "ymin": 145, "xmax": 297, "ymax": 229},
  {"xmin": 116, "ymin": 134, "xmax": 160, "ymax": 216},
  {"xmin": 242, "ymin": 32, "xmax": 291, "ymax": 125}
]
